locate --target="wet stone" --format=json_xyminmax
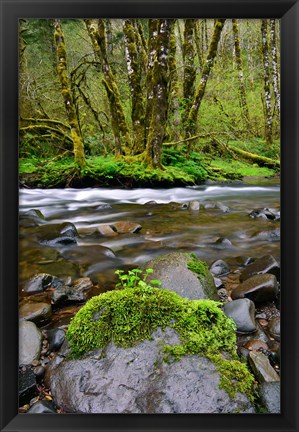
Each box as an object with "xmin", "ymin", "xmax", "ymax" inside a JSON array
[
  {"xmin": 97, "ymin": 224, "xmax": 118, "ymax": 237},
  {"xmin": 248, "ymin": 351, "xmax": 280, "ymax": 383},
  {"xmin": 213, "ymin": 277, "xmax": 223, "ymax": 289},
  {"xmin": 215, "ymin": 238, "xmax": 232, "ymax": 246},
  {"xmin": 210, "ymin": 260, "xmax": 230, "ymax": 276},
  {"xmin": 187, "ymin": 200, "xmax": 200, "ymax": 211},
  {"xmin": 250, "ymin": 228, "xmax": 280, "ymax": 242},
  {"xmin": 240, "ymin": 255, "xmax": 280, "ymax": 282},
  {"xmin": 19, "ymin": 321, "xmax": 42, "ymax": 365},
  {"xmin": 223, "ymin": 298, "xmax": 256, "ymax": 333},
  {"xmin": 19, "ymin": 302, "xmax": 52, "ymax": 325},
  {"xmin": 258, "ymin": 382, "xmax": 280, "ymax": 413},
  {"xmin": 46, "ymin": 328, "xmax": 66, "ymax": 352},
  {"xmin": 51, "ymin": 286, "xmax": 87, "ymax": 305},
  {"xmin": 112, "ymin": 221, "xmax": 142, "ymax": 234},
  {"xmin": 24, "ymin": 273, "xmax": 64, "ymax": 294},
  {"xmin": 268, "ymin": 316, "xmax": 280, "ymax": 341},
  {"xmin": 19, "ymin": 366, "xmax": 37, "ymax": 406},
  {"xmin": 249, "ymin": 208, "xmax": 280, "ymax": 221},
  {"xmin": 71, "ymin": 277, "xmax": 93, "ymax": 292},
  {"xmin": 243, "ymin": 339, "xmax": 268, "ymax": 351},
  {"xmin": 33, "ymin": 366, "xmax": 45, "ymax": 378},
  {"xmin": 37, "ymin": 222, "xmax": 78, "ymax": 246},
  {"xmin": 27, "ymin": 400, "xmax": 56, "ymax": 414},
  {"xmin": 231, "ymin": 274, "xmax": 278, "ymax": 304}
]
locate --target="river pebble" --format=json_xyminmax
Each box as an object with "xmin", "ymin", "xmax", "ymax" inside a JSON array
[{"xmin": 248, "ymin": 351, "xmax": 280, "ymax": 383}]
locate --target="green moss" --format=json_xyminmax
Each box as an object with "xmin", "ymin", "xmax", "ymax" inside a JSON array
[
  {"xmin": 187, "ymin": 253, "xmax": 209, "ymax": 278},
  {"xmin": 66, "ymin": 278, "xmax": 255, "ymax": 401}
]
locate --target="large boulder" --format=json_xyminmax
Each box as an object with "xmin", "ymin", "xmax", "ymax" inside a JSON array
[
  {"xmin": 46, "ymin": 327, "xmax": 254, "ymax": 414},
  {"xmin": 143, "ymin": 252, "xmax": 218, "ymax": 300}
]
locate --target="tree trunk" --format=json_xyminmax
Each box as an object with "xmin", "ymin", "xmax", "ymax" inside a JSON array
[
  {"xmin": 185, "ymin": 19, "xmax": 226, "ymax": 138},
  {"xmin": 53, "ymin": 19, "xmax": 86, "ymax": 168},
  {"xmin": 167, "ymin": 21, "xmax": 180, "ymax": 139},
  {"xmin": 123, "ymin": 19, "xmax": 146, "ymax": 154},
  {"xmin": 182, "ymin": 19, "xmax": 196, "ymax": 128},
  {"xmin": 270, "ymin": 19, "xmax": 280, "ymax": 116},
  {"xmin": 84, "ymin": 19, "xmax": 131, "ymax": 155},
  {"xmin": 194, "ymin": 21, "xmax": 203, "ymax": 72},
  {"xmin": 232, "ymin": 19, "xmax": 250, "ymax": 128},
  {"xmin": 145, "ymin": 20, "xmax": 173, "ymax": 168},
  {"xmin": 261, "ymin": 19, "xmax": 273, "ymax": 145}
]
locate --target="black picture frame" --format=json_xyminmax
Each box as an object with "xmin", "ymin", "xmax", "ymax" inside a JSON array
[{"xmin": 1, "ymin": 0, "xmax": 298, "ymax": 431}]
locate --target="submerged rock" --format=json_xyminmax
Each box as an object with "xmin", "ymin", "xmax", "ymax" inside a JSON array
[
  {"xmin": 231, "ymin": 274, "xmax": 278, "ymax": 304},
  {"xmin": 46, "ymin": 327, "xmax": 254, "ymax": 414},
  {"xmin": 111, "ymin": 221, "xmax": 142, "ymax": 234},
  {"xmin": 268, "ymin": 317, "xmax": 280, "ymax": 341},
  {"xmin": 36, "ymin": 222, "xmax": 78, "ymax": 246},
  {"xmin": 249, "ymin": 208, "xmax": 280, "ymax": 221},
  {"xmin": 143, "ymin": 252, "xmax": 218, "ymax": 300},
  {"xmin": 187, "ymin": 200, "xmax": 200, "ymax": 211}
]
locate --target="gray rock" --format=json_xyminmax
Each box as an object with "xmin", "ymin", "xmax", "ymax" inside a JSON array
[
  {"xmin": 19, "ymin": 302, "xmax": 52, "ymax": 325},
  {"xmin": 37, "ymin": 222, "xmax": 78, "ymax": 246},
  {"xmin": 210, "ymin": 259, "xmax": 230, "ymax": 276},
  {"xmin": 51, "ymin": 286, "xmax": 87, "ymax": 305},
  {"xmin": 19, "ymin": 366, "xmax": 37, "ymax": 406},
  {"xmin": 46, "ymin": 329, "xmax": 66, "ymax": 352},
  {"xmin": 248, "ymin": 351, "xmax": 280, "ymax": 383},
  {"xmin": 19, "ymin": 321, "xmax": 42, "ymax": 365},
  {"xmin": 231, "ymin": 274, "xmax": 278, "ymax": 304},
  {"xmin": 27, "ymin": 400, "xmax": 56, "ymax": 414},
  {"xmin": 71, "ymin": 277, "xmax": 93, "ymax": 292},
  {"xmin": 250, "ymin": 228, "xmax": 280, "ymax": 242},
  {"xmin": 203, "ymin": 202, "xmax": 230, "ymax": 213},
  {"xmin": 249, "ymin": 208, "xmax": 280, "ymax": 221},
  {"xmin": 240, "ymin": 255, "xmax": 280, "ymax": 282},
  {"xmin": 258, "ymin": 382, "xmax": 280, "ymax": 413},
  {"xmin": 215, "ymin": 237, "xmax": 232, "ymax": 246},
  {"xmin": 45, "ymin": 328, "xmax": 254, "ymax": 414},
  {"xmin": 223, "ymin": 299, "xmax": 256, "ymax": 333},
  {"xmin": 24, "ymin": 273, "xmax": 64, "ymax": 294},
  {"xmin": 213, "ymin": 277, "xmax": 223, "ymax": 289},
  {"xmin": 188, "ymin": 200, "xmax": 200, "ymax": 211},
  {"xmin": 268, "ymin": 317, "xmax": 280, "ymax": 341},
  {"xmin": 143, "ymin": 252, "xmax": 218, "ymax": 300}
]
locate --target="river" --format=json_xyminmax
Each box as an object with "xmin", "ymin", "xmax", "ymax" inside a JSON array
[{"xmin": 19, "ymin": 182, "xmax": 280, "ymax": 327}]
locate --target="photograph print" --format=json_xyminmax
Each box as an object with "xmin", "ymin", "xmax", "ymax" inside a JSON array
[{"xmin": 18, "ymin": 17, "xmax": 280, "ymax": 414}]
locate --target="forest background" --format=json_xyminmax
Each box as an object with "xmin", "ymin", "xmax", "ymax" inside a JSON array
[{"xmin": 19, "ymin": 18, "xmax": 280, "ymax": 188}]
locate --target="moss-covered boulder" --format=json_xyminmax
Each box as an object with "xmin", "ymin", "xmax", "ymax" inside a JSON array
[
  {"xmin": 45, "ymin": 285, "xmax": 256, "ymax": 413},
  {"xmin": 143, "ymin": 252, "xmax": 218, "ymax": 300}
]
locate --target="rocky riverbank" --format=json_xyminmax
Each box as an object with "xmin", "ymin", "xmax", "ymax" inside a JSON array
[{"xmin": 18, "ymin": 198, "xmax": 280, "ymax": 414}]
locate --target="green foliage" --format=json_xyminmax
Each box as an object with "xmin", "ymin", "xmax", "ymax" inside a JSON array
[
  {"xmin": 210, "ymin": 158, "xmax": 275, "ymax": 178},
  {"xmin": 115, "ymin": 268, "xmax": 161, "ymax": 289}
]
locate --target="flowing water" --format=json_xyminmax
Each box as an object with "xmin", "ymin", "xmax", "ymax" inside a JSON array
[{"xmin": 19, "ymin": 181, "xmax": 280, "ymax": 327}]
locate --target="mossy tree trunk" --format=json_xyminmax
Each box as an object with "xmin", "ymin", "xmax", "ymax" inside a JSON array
[
  {"xmin": 232, "ymin": 19, "xmax": 250, "ymax": 128},
  {"xmin": 123, "ymin": 19, "xmax": 146, "ymax": 154},
  {"xmin": 145, "ymin": 20, "xmax": 173, "ymax": 168},
  {"xmin": 261, "ymin": 19, "xmax": 273, "ymax": 146},
  {"xmin": 53, "ymin": 19, "xmax": 86, "ymax": 168},
  {"xmin": 194, "ymin": 21, "xmax": 203, "ymax": 72},
  {"xmin": 185, "ymin": 19, "xmax": 226, "ymax": 138},
  {"xmin": 167, "ymin": 20, "xmax": 180, "ymax": 139},
  {"xmin": 182, "ymin": 19, "xmax": 196, "ymax": 128},
  {"xmin": 270, "ymin": 19, "xmax": 280, "ymax": 116},
  {"xmin": 84, "ymin": 19, "xmax": 131, "ymax": 156}
]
